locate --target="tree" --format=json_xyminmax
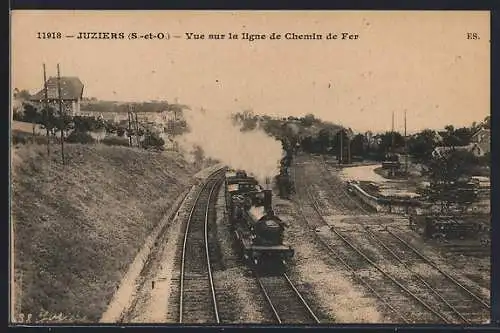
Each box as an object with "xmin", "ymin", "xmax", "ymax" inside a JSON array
[
  {"xmin": 38, "ymin": 106, "xmax": 58, "ymax": 156},
  {"xmin": 372, "ymin": 131, "xmax": 405, "ymax": 160},
  {"xmin": 141, "ymin": 131, "xmax": 164, "ymax": 150},
  {"xmin": 482, "ymin": 116, "xmax": 491, "ymax": 129},
  {"xmin": 350, "ymin": 134, "xmax": 367, "ymax": 157},
  {"xmin": 300, "ymin": 136, "xmax": 318, "ymax": 153},
  {"xmin": 191, "ymin": 145, "xmax": 205, "ymax": 166},
  {"xmin": 301, "ymin": 114, "xmax": 315, "ymax": 127},
  {"xmin": 408, "ymin": 129, "xmax": 439, "ymax": 164},
  {"xmin": 317, "ymin": 128, "xmax": 335, "ymax": 153},
  {"xmin": 13, "ymin": 110, "xmax": 23, "ymax": 121},
  {"xmin": 22, "ymin": 103, "xmax": 40, "ymax": 124},
  {"xmin": 40, "ymin": 107, "xmax": 57, "ymax": 134},
  {"xmin": 452, "ymin": 127, "xmax": 473, "ymax": 146},
  {"xmin": 73, "ymin": 116, "xmax": 94, "ymax": 133},
  {"xmin": 18, "ymin": 103, "xmax": 40, "ymax": 140},
  {"xmin": 104, "ymin": 121, "xmax": 117, "ymax": 135},
  {"xmin": 66, "ymin": 131, "xmax": 95, "ymax": 144},
  {"xmin": 240, "ymin": 117, "xmax": 257, "ymax": 131},
  {"xmin": 54, "ymin": 113, "xmax": 74, "ymax": 135},
  {"xmin": 424, "ymin": 149, "xmax": 479, "ymax": 213},
  {"xmin": 439, "ymin": 125, "xmax": 473, "ymax": 147},
  {"xmin": 116, "ymin": 127, "xmax": 125, "ymax": 137},
  {"xmin": 14, "ymin": 89, "xmax": 31, "ymax": 100}
]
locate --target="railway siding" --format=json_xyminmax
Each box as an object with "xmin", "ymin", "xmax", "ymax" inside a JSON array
[
  {"xmin": 284, "ymin": 174, "xmax": 386, "ymax": 323},
  {"xmin": 292, "ymin": 154, "xmax": 490, "ymax": 324}
]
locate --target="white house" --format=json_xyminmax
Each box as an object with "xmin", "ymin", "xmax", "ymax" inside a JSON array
[{"xmin": 30, "ymin": 77, "xmax": 84, "ymax": 116}]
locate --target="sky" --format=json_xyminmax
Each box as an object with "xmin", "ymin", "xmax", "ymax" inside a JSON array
[{"xmin": 11, "ymin": 10, "xmax": 490, "ymax": 133}]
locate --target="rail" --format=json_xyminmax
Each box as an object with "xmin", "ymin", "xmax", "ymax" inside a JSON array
[
  {"xmin": 306, "ymin": 186, "xmax": 450, "ymax": 323},
  {"xmin": 179, "ymin": 170, "xmax": 224, "ymax": 323},
  {"xmin": 364, "ymin": 226, "xmax": 470, "ymax": 324},
  {"xmin": 291, "ymin": 167, "xmax": 410, "ymax": 323},
  {"xmin": 320, "ymin": 155, "xmax": 489, "ymax": 313},
  {"xmin": 302, "ymin": 158, "xmax": 490, "ymax": 322},
  {"xmin": 256, "ymin": 272, "xmax": 320, "ymax": 324},
  {"xmin": 386, "ymin": 227, "xmax": 490, "ymax": 311}
]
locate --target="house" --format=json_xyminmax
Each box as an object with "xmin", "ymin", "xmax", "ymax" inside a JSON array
[
  {"xmin": 30, "ymin": 77, "xmax": 84, "ymax": 116},
  {"xmin": 432, "ymin": 128, "xmax": 490, "ymax": 158},
  {"xmin": 469, "ymin": 128, "xmax": 490, "ymax": 156}
]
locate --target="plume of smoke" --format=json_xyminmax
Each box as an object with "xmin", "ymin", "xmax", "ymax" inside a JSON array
[{"xmin": 178, "ymin": 108, "xmax": 283, "ymax": 185}]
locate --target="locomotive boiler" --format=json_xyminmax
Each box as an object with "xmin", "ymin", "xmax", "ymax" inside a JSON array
[{"xmin": 225, "ymin": 169, "xmax": 294, "ymax": 264}]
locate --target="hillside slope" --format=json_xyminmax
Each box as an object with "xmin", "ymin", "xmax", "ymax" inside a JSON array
[{"xmin": 11, "ymin": 144, "xmax": 200, "ymax": 322}]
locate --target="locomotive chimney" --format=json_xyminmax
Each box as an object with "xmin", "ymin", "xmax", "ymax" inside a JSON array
[{"xmin": 263, "ymin": 189, "xmax": 273, "ymax": 213}]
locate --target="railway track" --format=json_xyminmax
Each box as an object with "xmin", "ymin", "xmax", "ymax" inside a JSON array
[
  {"xmin": 256, "ymin": 271, "xmax": 320, "ymax": 324},
  {"xmin": 366, "ymin": 226, "xmax": 490, "ymax": 323},
  {"xmin": 178, "ymin": 173, "xmax": 223, "ymax": 324},
  {"xmin": 291, "ymin": 166, "xmax": 412, "ymax": 323},
  {"xmin": 293, "ymin": 156, "xmax": 490, "ymax": 324},
  {"xmin": 315, "ymin": 156, "xmax": 373, "ymax": 214},
  {"xmin": 303, "ymin": 183, "xmax": 454, "ymax": 323},
  {"xmin": 317, "ymin": 156, "xmax": 490, "ymax": 318}
]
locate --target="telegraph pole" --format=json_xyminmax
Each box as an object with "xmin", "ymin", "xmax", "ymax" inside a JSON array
[
  {"xmin": 42, "ymin": 64, "xmax": 50, "ymax": 156},
  {"xmin": 339, "ymin": 130, "xmax": 343, "ymax": 164},
  {"xmin": 347, "ymin": 130, "xmax": 351, "ymax": 164},
  {"xmin": 391, "ymin": 111, "xmax": 395, "ymax": 152},
  {"xmin": 127, "ymin": 106, "xmax": 133, "ymax": 146},
  {"xmin": 135, "ymin": 111, "xmax": 140, "ymax": 147},
  {"xmin": 404, "ymin": 110, "xmax": 408, "ymax": 176},
  {"xmin": 56, "ymin": 64, "xmax": 65, "ymax": 165},
  {"xmin": 389, "ymin": 111, "xmax": 395, "ymax": 177}
]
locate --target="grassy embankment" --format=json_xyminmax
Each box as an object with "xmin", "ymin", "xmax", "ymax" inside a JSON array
[{"xmin": 11, "ymin": 142, "xmax": 200, "ymax": 322}]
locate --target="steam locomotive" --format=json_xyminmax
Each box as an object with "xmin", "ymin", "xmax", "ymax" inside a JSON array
[{"xmin": 225, "ymin": 169, "xmax": 294, "ymax": 265}]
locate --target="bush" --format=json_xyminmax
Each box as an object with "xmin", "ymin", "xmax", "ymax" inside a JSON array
[
  {"xmin": 13, "ymin": 110, "xmax": 23, "ymax": 121},
  {"xmin": 116, "ymin": 127, "xmax": 125, "ymax": 137},
  {"xmin": 141, "ymin": 131, "xmax": 165, "ymax": 150},
  {"xmin": 65, "ymin": 131, "xmax": 95, "ymax": 144},
  {"xmin": 101, "ymin": 136, "xmax": 130, "ymax": 147}
]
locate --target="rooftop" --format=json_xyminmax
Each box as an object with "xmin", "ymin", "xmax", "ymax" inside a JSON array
[{"xmin": 30, "ymin": 77, "xmax": 84, "ymax": 101}]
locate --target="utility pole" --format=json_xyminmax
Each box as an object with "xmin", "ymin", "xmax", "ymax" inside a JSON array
[
  {"xmin": 339, "ymin": 130, "xmax": 343, "ymax": 164},
  {"xmin": 347, "ymin": 130, "xmax": 351, "ymax": 164},
  {"xmin": 127, "ymin": 106, "xmax": 133, "ymax": 146},
  {"xmin": 43, "ymin": 64, "xmax": 50, "ymax": 156},
  {"xmin": 404, "ymin": 110, "xmax": 408, "ymax": 176},
  {"xmin": 135, "ymin": 111, "xmax": 140, "ymax": 147},
  {"xmin": 56, "ymin": 64, "xmax": 65, "ymax": 165},
  {"xmin": 391, "ymin": 111, "xmax": 395, "ymax": 152},
  {"xmin": 389, "ymin": 111, "xmax": 396, "ymax": 177}
]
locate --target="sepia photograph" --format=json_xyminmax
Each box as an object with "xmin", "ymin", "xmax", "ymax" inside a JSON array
[{"xmin": 10, "ymin": 10, "xmax": 491, "ymax": 325}]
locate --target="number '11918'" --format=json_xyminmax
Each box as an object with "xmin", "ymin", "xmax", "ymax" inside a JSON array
[{"xmin": 37, "ymin": 32, "xmax": 62, "ymax": 39}]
